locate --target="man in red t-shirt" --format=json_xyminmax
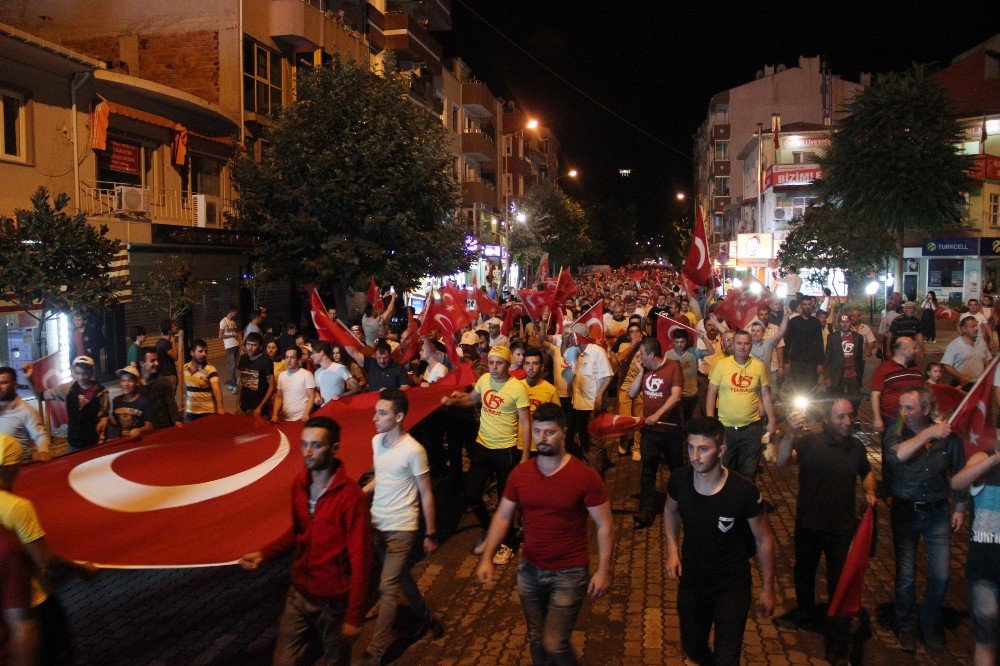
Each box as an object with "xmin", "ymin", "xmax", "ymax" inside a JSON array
[
  {"xmin": 628, "ymin": 337, "xmax": 684, "ymax": 529},
  {"xmin": 869, "ymin": 336, "xmax": 922, "ymax": 497},
  {"xmin": 0, "ymin": 526, "xmax": 37, "ymax": 663},
  {"xmin": 476, "ymin": 403, "xmax": 614, "ymax": 664}
]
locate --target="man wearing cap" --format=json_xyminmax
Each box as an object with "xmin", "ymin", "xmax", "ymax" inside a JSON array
[
  {"xmin": 442, "ymin": 345, "xmax": 530, "ymax": 565},
  {"xmin": 889, "ymin": 302, "xmax": 925, "ymax": 356},
  {"xmin": 569, "ymin": 325, "xmax": 615, "ymax": 474},
  {"xmin": 0, "ymin": 368, "xmax": 50, "ymax": 462},
  {"xmin": 825, "ymin": 314, "xmax": 867, "ymax": 412},
  {"xmin": 110, "ymin": 366, "xmax": 155, "ymax": 440},
  {"xmin": 486, "ymin": 318, "xmax": 508, "ymax": 348},
  {"xmin": 0, "ymin": 433, "xmax": 98, "ymax": 662},
  {"xmin": 25, "ymin": 356, "xmax": 109, "ymax": 451}
]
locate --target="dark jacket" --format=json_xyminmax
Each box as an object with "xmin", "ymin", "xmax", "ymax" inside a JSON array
[
  {"xmin": 784, "ymin": 314, "xmax": 825, "ymax": 364},
  {"xmin": 67, "ymin": 382, "xmax": 110, "ymax": 449},
  {"xmin": 138, "ymin": 375, "xmax": 179, "ymax": 428},
  {"xmin": 824, "ymin": 330, "xmax": 865, "ymax": 386},
  {"xmin": 70, "ymin": 323, "xmax": 104, "ymax": 361},
  {"xmin": 262, "ymin": 462, "xmax": 373, "ymax": 626}
]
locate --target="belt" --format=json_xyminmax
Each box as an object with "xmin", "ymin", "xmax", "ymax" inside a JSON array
[
  {"xmin": 725, "ymin": 419, "xmax": 764, "ymax": 431},
  {"xmin": 895, "ymin": 497, "xmax": 948, "ymax": 512}
]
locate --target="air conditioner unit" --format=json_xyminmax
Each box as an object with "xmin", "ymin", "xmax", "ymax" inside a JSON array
[
  {"xmin": 192, "ymin": 194, "xmax": 207, "ymax": 227},
  {"xmin": 114, "ymin": 185, "xmax": 148, "ymax": 213},
  {"xmin": 773, "ymin": 207, "xmax": 792, "ymax": 221}
]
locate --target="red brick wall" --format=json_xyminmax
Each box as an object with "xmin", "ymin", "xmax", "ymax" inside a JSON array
[
  {"xmin": 138, "ymin": 32, "xmax": 220, "ymax": 105},
  {"xmin": 60, "ymin": 35, "xmax": 121, "ymax": 64}
]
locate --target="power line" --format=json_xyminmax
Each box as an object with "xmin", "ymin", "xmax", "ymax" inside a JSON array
[{"xmin": 454, "ymin": 0, "xmax": 693, "ymax": 163}]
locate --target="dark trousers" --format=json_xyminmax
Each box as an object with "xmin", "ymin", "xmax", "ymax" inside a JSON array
[
  {"xmin": 443, "ymin": 416, "xmax": 478, "ymax": 486},
  {"xmin": 787, "ymin": 361, "xmax": 819, "ymax": 395},
  {"xmin": 638, "ymin": 427, "xmax": 685, "ymax": 522},
  {"xmin": 830, "ymin": 375, "xmax": 863, "ymax": 413},
  {"xmin": 464, "ymin": 443, "xmax": 519, "ymax": 541},
  {"xmin": 678, "ymin": 576, "xmax": 751, "ymax": 666},
  {"xmin": 38, "ymin": 595, "xmax": 73, "ymax": 665},
  {"xmin": 680, "ymin": 394, "xmax": 700, "ymax": 423},
  {"xmin": 794, "ymin": 526, "xmax": 853, "ymax": 657},
  {"xmin": 567, "ymin": 408, "xmax": 608, "ymax": 472},
  {"xmin": 721, "ymin": 423, "xmax": 764, "ymax": 485}
]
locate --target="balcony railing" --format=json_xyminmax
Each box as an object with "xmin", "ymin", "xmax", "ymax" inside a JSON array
[
  {"xmin": 462, "ymin": 179, "xmax": 496, "ymax": 206},
  {"xmin": 79, "ymin": 181, "xmax": 233, "ymax": 228}
]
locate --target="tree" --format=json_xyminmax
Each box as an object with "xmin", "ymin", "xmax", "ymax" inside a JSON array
[
  {"xmin": 0, "ymin": 187, "xmax": 125, "ymax": 353},
  {"xmin": 134, "ymin": 257, "xmax": 208, "ymax": 322},
  {"xmin": 241, "ymin": 260, "xmax": 271, "ymax": 311},
  {"xmin": 776, "ymin": 206, "xmax": 896, "ymax": 297},
  {"xmin": 230, "ymin": 55, "xmax": 469, "ymax": 313},
  {"xmin": 817, "ymin": 64, "xmax": 973, "ymax": 283},
  {"xmin": 518, "ymin": 184, "xmax": 591, "ymax": 270}
]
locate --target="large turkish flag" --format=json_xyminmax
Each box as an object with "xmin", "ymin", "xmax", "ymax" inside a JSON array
[{"xmin": 682, "ymin": 207, "xmax": 712, "ymax": 287}]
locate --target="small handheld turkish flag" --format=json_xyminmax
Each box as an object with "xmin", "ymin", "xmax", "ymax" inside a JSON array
[
  {"xmin": 656, "ymin": 314, "xmax": 698, "ymax": 353},
  {"xmin": 714, "ymin": 281, "xmax": 772, "ymax": 330},
  {"xmin": 682, "ymin": 207, "xmax": 712, "ymax": 287},
  {"xmin": 949, "ymin": 357, "xmax": 1000, "ymax": 459},
  {"xmin": 366, "ymin": 277, "xmax": 384, "ymax": 313},
  {"xmin": 311, "ymin": 289, "xmax": 363, "ymax": 349},
  {"xmin": 572, "ymin": 300, "xmax": 606, "ymax": 347}
]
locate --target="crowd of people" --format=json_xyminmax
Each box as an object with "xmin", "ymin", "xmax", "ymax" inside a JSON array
[{"xmin": 1, "ymin": 266, "xmax": 999, "ymax": 665}]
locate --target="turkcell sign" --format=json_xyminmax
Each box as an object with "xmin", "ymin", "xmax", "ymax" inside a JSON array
[{"xmin": 921, "ymin": 237, "xmax": 978, "ymax": 256}]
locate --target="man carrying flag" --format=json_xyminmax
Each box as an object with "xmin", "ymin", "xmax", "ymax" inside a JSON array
[{"xmin": 775, "ymin": 399, "xmax": 876, "ymax": 661}]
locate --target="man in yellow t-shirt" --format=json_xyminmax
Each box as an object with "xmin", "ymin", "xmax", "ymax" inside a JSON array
[
  {"xmin": 520, "ymin": 347, "xmax": 560, "ymax": 453},
  {"xmin": 706, "ymin": 330, "xmax": 777, "ymax": 487},
  {"xmin": 442, "ymin": 346, "xmax": 530, "ymax": 565}
]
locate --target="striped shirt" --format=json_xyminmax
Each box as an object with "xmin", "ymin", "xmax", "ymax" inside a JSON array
[
  {"xmin": 870, "ymin": 359, "xmax": 923, "ymax": 420},
  {"xmin": 185, "ymin": 362, "xmax": 219, "ymax": 416}
]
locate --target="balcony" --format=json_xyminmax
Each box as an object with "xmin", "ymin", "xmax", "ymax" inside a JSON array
[
  {"xmin": 79, "ymin": 181, "xmax": 233, "ymax": 229},
  {"xmin": 461, "ymin": 80, "xmax": 496, "ymax": 118},
  {"xmin": 387, "ymin": 0, "xmax": 452, "ymax": 31},
  {"xmin": 462, "ymin": 131, "xmax": 495, "ymax": 163},
  {"xmin": 462, "ymin": 180, "xmax": 496, "ymax": 207},
  {"xmin": 382, "ymin": 11, "xmax": 442, "ymax": 74},
  {"xmin": 270, "ymin": 0, "xmax": 324, "ymax": 48}
]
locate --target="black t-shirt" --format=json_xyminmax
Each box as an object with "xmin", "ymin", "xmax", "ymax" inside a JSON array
[
  {"xmin": 888, "ymin": 315, "xmax": 922, "ymax": 344},
  {"xmin": 155, "ymin": 337, "xmax": 176, "ymax": 377},
  {"xmin": 363, "ymin": 357, "xmax": 407, "ymax": 392},
  {"xmin": 667, "ymin": 467, "xmax": 763, "ymax": 586},
  {"xmin": 794, "ymin": 429, "xmax": 871, "ymax": 534},
  {"xmin": 238, "ymin": 353, "xmax": 274, "ymax": 412},
  {"xmin": 111, "ymin": 394, "xmax": 154, "ymax": 434}
]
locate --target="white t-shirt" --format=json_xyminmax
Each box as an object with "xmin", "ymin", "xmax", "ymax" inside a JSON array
[
  {"xmin": 276, "ymin": 368, "xmax": 316, "ymax": 421},
  {"xmin": 422, "ymin": 362, "xmax": 448, "ymax": 385},
  {"xmin": 315, "ymin": 362, "xmax": 352, "ymax": 403},
  {"xmin": 572, "ymin": 343, "xmax": 613, "ymax": 411},
  {"xmin": 371, "ymin": 432, "xmax": 429, "ymax": 532},
  {"xmin": 219, "ymin": 316, "xmax": 239, "ymax": 350}
]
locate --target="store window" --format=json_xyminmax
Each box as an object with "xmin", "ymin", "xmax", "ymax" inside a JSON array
[
  {"xmin": 243, "ymin": 37, "xmax": 283, "ymax": 116},
  {"xmin": 1, "ymin": 90, "xmax": 25, "ymax": 161},
  {"xmin": 927, "ymin": 258, "xmax": 965, "ymax": 289}
]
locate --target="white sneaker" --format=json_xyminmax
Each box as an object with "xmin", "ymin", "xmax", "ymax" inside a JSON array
[
  {"xmin": 492, "ymin": 544, "xmax": 514, "ymax": 565},
  {"xmin": 631, "ymin": 448, "xmax": 641, "ymax": 461}
]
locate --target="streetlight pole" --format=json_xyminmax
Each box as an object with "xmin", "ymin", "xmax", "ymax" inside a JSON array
[{"xmin": 501, "ymin": 118, "xmax": 541, "ymax": 288}]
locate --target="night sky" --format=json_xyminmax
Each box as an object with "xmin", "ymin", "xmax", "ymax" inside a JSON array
[{"xmin": 438, "ymin": 0, "xmax": 1000, "ymax": 241}]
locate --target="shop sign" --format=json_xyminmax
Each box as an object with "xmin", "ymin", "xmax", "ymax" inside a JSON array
[
  {"xmin": 736, "ymin": 232, "xmax": 773, "ymax": 267},
  {"xmin": 98, "ymin": 139, "xmax": 140, "ymax": 175},
  {"xmin": 763, "ymin": 165, "xmax": 823, "ymax": 190},
  {"xmin": 970, "ymin": 155, "xmax": 1000, "ymax": 181},
  {"xmin": 980, "ymin": 237, "xmax": 1000, "ymax": 256},
  {"xmin": 922, "ymin": 237, "xmax": 978, "ymax": 256},
  {"xmin": 780, "ymin": 135, "xmax": 831, "ymax": 150},
  {"xmin": 152, "ymin": 224, "xmax": 258, "ymax": 248},
  {"xmin": 482, "ymin": 245, "xmax": 502, "ymax": 257}
]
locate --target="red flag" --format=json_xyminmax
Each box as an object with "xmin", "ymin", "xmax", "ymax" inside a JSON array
[
  {"xmin": 553, "ymin": 268, "xmax": 579, "ymax": 304},
  {"xmin": 588, "ymin": 413, "xmax": 645, "ymax": 439},
  {"xmin": 935, "ymin": 305, "xmax": 959, "ymax": 321},
  {"xmin": 417, "ymin": 296, "xmax": 459, "ymax": 366},
  {"xmin": 392, "ymin": 308, "xmax": 420, "ymax": 365},
  {"xmin": 439, "ymin": 284, "xmax": 476, "ymax": 329},
  {"xmin": 656, "ymin": 314, "xmax": 697, "ymax": 354},
  {"xmin": 30, "ymin": 350, "xmax": 70, "ymax": 429},
  {"xmin": 948, "ymin": 357, "xmax": 1000, "ymax": 459},
  {"xmin": 630, "ymin": 269, "xmax": 646, "ymax": 282},
  {"xmin": 929, "ymin": 383, "xmax": 966, "ymax": 415},
  {"xmin": 771, "ymin": 113, "xmax": 781, "ymax": 150},
  {"xmin": 714, "ymin": 283, "xmax": 772, "ymax": 330},
  {"xmin": 366, "ymin": 277, "xmax": 384, "ymax": 313},
  {"xmin": 572, "ymin": 300, "xmax": 606, "ymax": 347},
  {"xmin": 521, "ymin": 290, "xmax": 554, "ymax": 324},
  {"xmin": 682, "ymin": 207, "xmax": 712, "ymax": 287},
  {"xmin": 539, "ymin": 253, "xmax": 550, "ymax": 281},
  {"xmin": 310, "ymin": 289, "xmax": 363, "ymax": 349},
  {"xmin": 501, "ymin": 302, "xmax": 524, "ymax": 337},
  {"xmin": 827, "ymin": 506, "xmax": 874, "ymax": 618},
  {"xmin": 472, "ymin": 276, "xmax": 503, "ymax": 317}
]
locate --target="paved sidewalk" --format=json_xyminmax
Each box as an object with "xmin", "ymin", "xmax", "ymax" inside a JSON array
[{"xmin": 54, "ymin": 328, "xmax": 978, "ymax": 664}]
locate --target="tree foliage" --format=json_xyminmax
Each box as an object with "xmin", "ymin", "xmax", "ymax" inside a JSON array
[
  {"xmin": 518, "ymin": 184, "xmax": 591, "ymax": 270},
  {"xmin": 0, "ymin": 187, "xmax": 125, "ymax": 323},
  {"xmin": 134, "ymin": 257, "xmax": 208, "ymax": 322},
  {"xmin": 817, "ymin": 64, "xmax": 973, "ymax": 277},
  {"xmin": 230, "ymin": 55, "xmax": 469, "ymax": 295}
]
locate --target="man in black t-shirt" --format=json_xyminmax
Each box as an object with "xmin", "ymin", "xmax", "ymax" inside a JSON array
[
  {"xmin": 775, "ymin": 398, "xmax": 876, "ymax": 660},
  {"xmin": 348, "ymin": 341, "xmax": 407, "ymax": 393},
  {"xmin": 664, "ymin": 416, "xmax": 775, "ymax": 666},
  {"xmin": 887, "ymin": 301, "xmax": 924, "ymax": 353},
  {"xmin": 236, "ymin": 332, "xmax": 274, "ymax": 416},
  {"xmin": 154, "ymin": 319, "xmax": 179, "ymax": 396}
]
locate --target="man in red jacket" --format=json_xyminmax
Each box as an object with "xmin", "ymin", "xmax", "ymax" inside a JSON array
[{"xmin": 240, "ymin": 416, "xmax": 373, "ymax": 664}]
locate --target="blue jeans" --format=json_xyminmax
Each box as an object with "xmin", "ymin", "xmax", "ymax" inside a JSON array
[
  {"xmin": 517, "ymin": 562, "xmax": 588, "ymax": 665},
  {"xmin": 890, "ymin": 503, "xmax": 951, "ymax": 634},
  {"xmin": 366, "ymin": 530, "xmax": 430, "ymax": 658}
]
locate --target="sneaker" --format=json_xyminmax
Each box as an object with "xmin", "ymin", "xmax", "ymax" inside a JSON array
[
  {"xmin": 617, "ymin": 442, "xmax": 628, "ymax": 456},
  {"xmin": 631, "ymin": 448, "xmax": 641, "ymax": 461},
  {"xmin": 897, "ymin": 630, "xmax": 917, "ymax": 653},
  {"xmin": 492, "ymin": 544, "xmax": 514, "ymax": 565},
  {"xmin": 471, "ymin": 532, "xmax": 487, "ymax": 556}
]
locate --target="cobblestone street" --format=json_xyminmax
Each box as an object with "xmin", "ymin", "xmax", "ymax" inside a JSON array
[{"xmin": 57, "ymin": 335, "xmax": 977, "ymax": 665}]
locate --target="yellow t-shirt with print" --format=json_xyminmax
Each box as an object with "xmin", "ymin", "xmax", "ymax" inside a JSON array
[
  {"xmin": 475, "ymin": 374, "xmax": 530, "ymax": 449},
  {"xmin": 0, "ymin": 490, "xmax": 49, "ymax": 606},
  {"xmin": 519, "ymin": 379, "xmax": 561, "ymax": 451},
  {"xmin": 708, "ymin": 355, "xmax": 770, "ymax": 427}
]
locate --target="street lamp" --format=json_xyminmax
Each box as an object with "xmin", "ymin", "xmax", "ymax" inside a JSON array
[
  {"xmin": 501, "ymin": 118, "xmax": 541, "ymax": 286},
  {"xmin": 554, "ymin": 169, "xmax": 579, "ymax": 182},
  {"xmin": 676, "ymin": 192, "xmax": 686, "ymax": 201},
  {"xmin": 865, "ymin": 280, "xmax": 880, "ymax": 324}
]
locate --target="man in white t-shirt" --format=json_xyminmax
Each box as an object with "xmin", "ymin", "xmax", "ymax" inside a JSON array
[
  {"xmin": 271, "ymin": 347, "xmax": 316, "ymax": 422},
  {"xmin": 359, "ymin": 389, "xmax": 440, "ymax": 664},
  {"xmin": 219, "ymin": 306, "xmax": 240, "ymax": 391},
  {"xmin": 310, "ymin": 342, "xmax": 360, "ymax": 405},
  {"xmin": 849, "ymin": 308, "xmax": 877, "ymax": 358},
  {"xmin": 569, "ymin": 326, "xmax": 614, "ymax": 474}
]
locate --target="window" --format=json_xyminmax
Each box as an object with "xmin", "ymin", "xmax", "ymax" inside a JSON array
[
  {"xmin": 243, "ymin": 37, "xmax": 283, "ymax": 115},
  {"xmin": 792, "ymin": 151, "xmax": 818, "ymax": 164},
  {"xmin": 713, "ymin": 213, "xmax": 724, "ymax": 229},
  {"xmin": 791, "ymin": 196, "xmax": 812, "ymax": 218},
  {"xmin": 990, "ymin": 193, "xmax": 1000, "ymax": 228},
  {"xmin": 714, "ymin": 140, "xmax": 729, "ymax": 160},
  {"xmin": 1, "ymin": 91, "xmax": 25, "ymax": 161},
  {"xmin": 714, "ymin": 176, "xmax": 730, "ymax": 197},
  {"xmin": 451, "ymin": 105, "xmax": 459, "ymax": 131}
]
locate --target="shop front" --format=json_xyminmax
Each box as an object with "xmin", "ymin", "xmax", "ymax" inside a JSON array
[{"xmin": 905, "ymin": 236, "xmax": 1000, "ymax": 305}]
